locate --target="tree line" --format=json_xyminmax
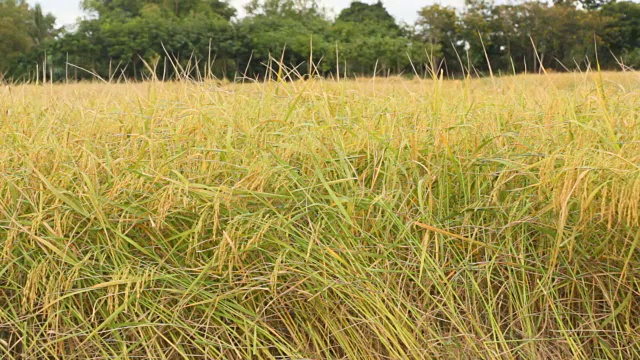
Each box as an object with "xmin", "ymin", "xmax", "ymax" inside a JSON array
[{"xmin": 1, "ymin": 0, "xmax": 639, "ymax": 82}]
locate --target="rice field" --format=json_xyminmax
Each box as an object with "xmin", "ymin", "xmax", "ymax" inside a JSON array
[{"xmin": 1, "ymin": 72, "xmax": 639, "ymax": 359}]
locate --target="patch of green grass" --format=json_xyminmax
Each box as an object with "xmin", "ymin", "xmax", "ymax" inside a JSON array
[{"xmin": 1, "ymin": 72, "xmax": 639, "ymax": 359}]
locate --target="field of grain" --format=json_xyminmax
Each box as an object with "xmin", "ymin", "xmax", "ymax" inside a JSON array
[{"xmin": 1, "ymin": 72, "xmax": 639, "ymax": 359}]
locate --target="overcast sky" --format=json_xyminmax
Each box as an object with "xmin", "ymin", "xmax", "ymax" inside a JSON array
[{"xmin": 27, "ymin": 0, "xmax": 467, "ymax": 27}]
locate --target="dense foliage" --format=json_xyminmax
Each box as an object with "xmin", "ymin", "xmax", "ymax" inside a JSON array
[
  {"xmin": 0, "ymin": 1, "xmax": 57, "ymax": 80},
  {"xmin": 1, "ymin": 0, "xmax": 640, "ymax": 81}
]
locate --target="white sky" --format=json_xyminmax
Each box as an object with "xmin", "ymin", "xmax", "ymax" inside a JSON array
[{"xmin": 27, "ymin": 0, "xmax": 466, "ymax": 27}]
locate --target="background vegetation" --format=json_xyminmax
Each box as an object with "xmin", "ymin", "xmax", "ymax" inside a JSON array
[{"xmin": 1, "ymin": 0, "xmax": 640, "ymax": 81}]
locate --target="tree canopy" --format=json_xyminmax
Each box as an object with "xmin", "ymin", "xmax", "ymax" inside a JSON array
[
  {"xmin": 0, "ymin": 0, "xmax": 57, "ymax": 80},
  {"xmin": 1, "ymin": 0, "xmax": 639, "ymax": 81},
  {"xmin": 81, "ymin": 0, "xmax": 236, "ymax": 20}
]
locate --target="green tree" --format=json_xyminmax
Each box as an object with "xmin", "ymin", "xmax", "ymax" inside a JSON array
[
  {"xmin": 454, "ymin": 1, "xmax": 606, "ymax": 74},
  {"xmin": 57, "ymin": 0, "xmax": 237, "ymax": 80},
  {"xmin": 12, "ymin": 0, "xmax": 638, "ymax": 82},
  {"xmin": 336, "ymin": 1, "xmax": 399, "ymax": 33},
  {"xmin": 81, "ymin": 0, "xmax": 236, "ymax": 20},
  {"xmin": 330, "ymin": 1, "xmax": 429, "ymax": 76},
  {"xmin": 237, "ymin": 0, "xmax": 330, "ymax": 78},
  {"xmin": 0, "ymin": 0, "xmax": 32, "ymax": 76},
  {"xmin": 599, "ymin": 1, "xmax": 640, "ymax": 67},
  {"xmin": 0, "ymin": 0, "xmax": 57, "ymax": 80},
  {"xmin": 245, "ymin": 0, "xmax": 324, "ymax": 18},
  {"xmin": 522, "ymin": 4, "xmax": 603, "ymax": 71},
  {"xmin": 415, "ymin": 5, "xmax": 459, "ymax": 75},
  {"xmin": 31, "ymin": 4, "xmax": 57, "ymax": 47},
  {"xmin": 81, "ymin": 0, "xmax": 143, "ymax": 18}
]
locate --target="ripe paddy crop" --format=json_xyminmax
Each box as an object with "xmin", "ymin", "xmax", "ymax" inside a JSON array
[{"xmin": 1, "ymin": 72, "xmax": 639, "ymax": 359}]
